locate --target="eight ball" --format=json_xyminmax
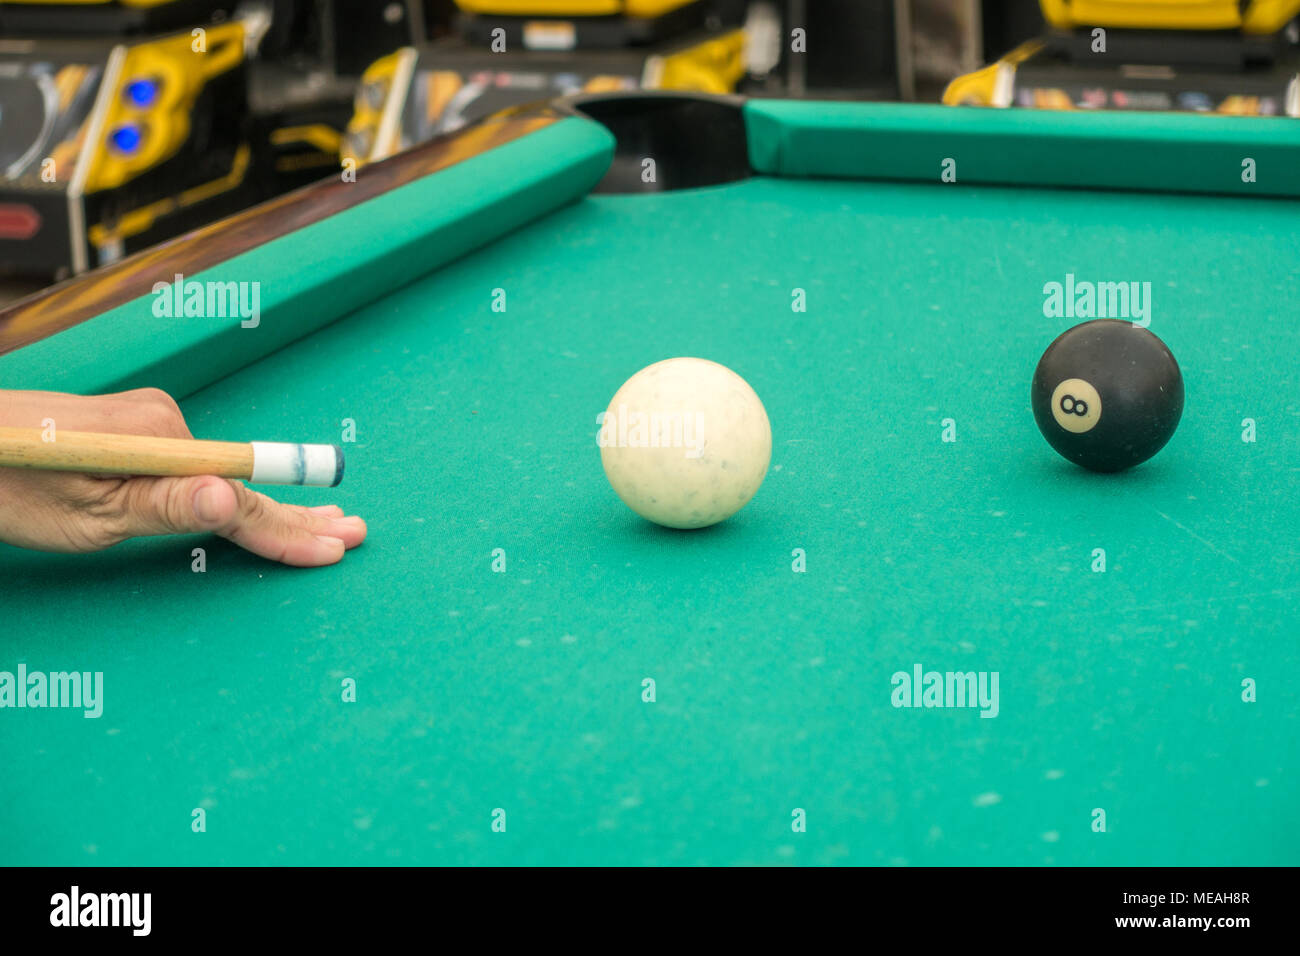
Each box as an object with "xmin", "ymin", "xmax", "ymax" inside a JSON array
[{"xmin": 1031, "ymin": 320, "xmax": 1184, "ymax": 473}]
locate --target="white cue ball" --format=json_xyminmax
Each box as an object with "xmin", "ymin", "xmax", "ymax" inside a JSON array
[{"xmin": 599, "ymin": 357, "xmax": 771, "ymax": 529}]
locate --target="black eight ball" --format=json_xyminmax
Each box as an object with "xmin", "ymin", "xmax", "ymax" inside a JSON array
[{"xmin": 1031, "ymin": 320, "xmax": 1184, "ymax": 473}]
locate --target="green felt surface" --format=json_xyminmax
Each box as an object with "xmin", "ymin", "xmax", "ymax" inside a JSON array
[
  {"xmin": 745, "ymin": 100, "xmax": 1300, "ymax": 196},
  {"xmin": 3, "ymin": 121, "xmax": 1300, "ymax": 866}
]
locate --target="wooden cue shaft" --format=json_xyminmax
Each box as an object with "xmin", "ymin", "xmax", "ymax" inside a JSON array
[{"xmin": 0, "ymin": 427, "xmax": 254, "ymax": 479}]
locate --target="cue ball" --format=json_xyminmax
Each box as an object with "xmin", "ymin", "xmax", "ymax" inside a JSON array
[
  {"xmin": 1031, "ymin": 319, "xmax": 1184, "ymax": 472},
  {"xmin": 600, "ymin": 357, "xmax": 771, "ymax": 529}
]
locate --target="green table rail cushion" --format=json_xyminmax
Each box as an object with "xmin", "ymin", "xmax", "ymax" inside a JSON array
[
  {"xmin": 744, "ymin": 99, "xmax": 1300, "ymax": 197},
  {"xmin": 0, "ymin": 117, "xmax": 615, "ymax": 399}
]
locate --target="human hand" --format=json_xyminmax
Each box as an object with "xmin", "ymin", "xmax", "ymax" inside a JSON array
[{"xmin": 0, "ymin": 388, "xmax": 366, "ymax": 566}]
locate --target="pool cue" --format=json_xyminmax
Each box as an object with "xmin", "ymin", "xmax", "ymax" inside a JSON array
[{"xmin": 0, "ymin": 428, "xmax": 345, "ymax": 487}]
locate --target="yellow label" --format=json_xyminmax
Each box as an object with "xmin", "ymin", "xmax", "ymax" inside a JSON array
[{"xmin": 523, "ymin": 21, "xmax": 577, "ymax": 51}]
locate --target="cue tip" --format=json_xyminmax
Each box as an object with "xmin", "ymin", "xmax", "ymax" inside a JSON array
[{"xmin": 331, "ymin": 445, "xmax": 345, "ymax": 488}]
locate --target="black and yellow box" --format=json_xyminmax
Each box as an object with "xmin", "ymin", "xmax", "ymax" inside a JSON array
[
  {"xmin": 0, "ymin": 22, "xmax": 254, "ymax": 276},
  {"xmin": 945, "ymin": 0, "xmax": 1300, "ymax": 114},
  {"xmin": 343, "ymin": 22, "xmax": 745, "ymax": 165}
]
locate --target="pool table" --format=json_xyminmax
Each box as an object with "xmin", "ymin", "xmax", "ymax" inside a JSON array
[{"xmin": 1, "ymin": 93, "xmax": 1298, "ymax": 867}]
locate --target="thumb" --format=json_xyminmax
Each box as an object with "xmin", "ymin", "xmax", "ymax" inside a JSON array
[{"xmin": 119, "ymin": 475, "xmax": 240, "ymax": 538}]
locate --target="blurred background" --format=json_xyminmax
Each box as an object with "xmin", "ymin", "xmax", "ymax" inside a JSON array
[{"xmin": 1, "ymin": 0, "xmax": 1297, "ymax": 300}]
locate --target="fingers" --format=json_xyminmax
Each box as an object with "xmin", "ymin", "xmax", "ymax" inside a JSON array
[
  {"xmin": 117, "ymin": 476, "xmax": 366, "ymax": 567},
  {"xmin": 220, "ymin": 487, "xmax": 366, "ymax": 567},
  {"xmin": 106, "ymin": 388, "xmax": 193, "ymax": 439},
  {"xmin": 117, "ymin": 475, "xmax": 239, "ymax": 537},
  {"xmin": 0, "ymin": 387, "xmax": 192, "ymax": 438}
]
